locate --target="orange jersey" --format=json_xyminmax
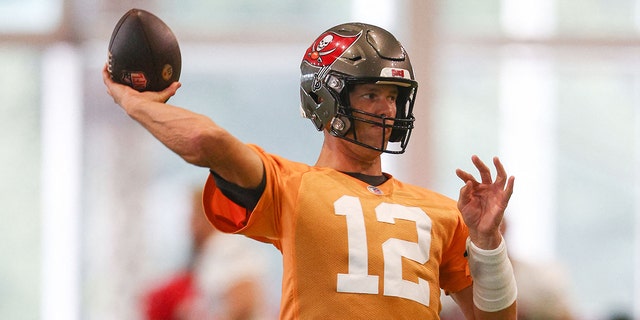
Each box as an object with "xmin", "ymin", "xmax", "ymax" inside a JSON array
[{"xmin": 203, "ymin": 145, "xmax": 471, "ymax": 319}]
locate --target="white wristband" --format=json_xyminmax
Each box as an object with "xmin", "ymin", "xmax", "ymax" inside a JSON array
[{"xmin": 466, "ymin": 236, "xmax": 517, "ymax": 312}]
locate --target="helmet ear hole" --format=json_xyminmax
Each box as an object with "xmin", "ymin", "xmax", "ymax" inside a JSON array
[
  {"xmin": 309, "ymin": 92, "xmax": 321, "ymax": 104},
  {"xmin": 330, "ymin": 116, "xmax": 351, "ymax": 137}
]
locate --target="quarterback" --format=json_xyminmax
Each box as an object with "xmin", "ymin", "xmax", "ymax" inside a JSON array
[{"xmin": 103, "ymin": 22, "xmax": 517, "ymax": 319}]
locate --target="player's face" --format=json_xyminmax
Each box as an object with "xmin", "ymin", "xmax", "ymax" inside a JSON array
[{"xmin": 347, "ymin": 83, "xmax": 398, "ymax": 150}]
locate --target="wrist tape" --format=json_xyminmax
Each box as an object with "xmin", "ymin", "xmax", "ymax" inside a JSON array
[{"xmin": 466, "ymin": 236, "xmax": 517, "ymax": 312}]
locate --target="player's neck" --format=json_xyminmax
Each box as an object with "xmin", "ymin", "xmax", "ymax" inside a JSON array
[{"xmin": 315, "ymin": 136, "xmax": 383, "ymax": 175}]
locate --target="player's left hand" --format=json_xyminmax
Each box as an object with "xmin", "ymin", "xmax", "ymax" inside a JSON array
[{"xmin": 455, "ymin": 155, "xmax": 515, "ymax": 250}]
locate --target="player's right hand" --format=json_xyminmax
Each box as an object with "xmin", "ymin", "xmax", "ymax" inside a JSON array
[{"xmin": 102, "ymin": 63, "xmax": 181, "ymax": 107}]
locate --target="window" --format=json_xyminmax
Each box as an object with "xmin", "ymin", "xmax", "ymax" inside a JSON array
[
  {"xmin": 0, "ymin": 46, "xmax": 42, "ymax": 320},
  {"xmin": 0, "ymin": 0, "xmax": 62, "ymax": 33},
  {"xmin": 435, "ymin": 0, "xmax": 640, "ymax": 318}
]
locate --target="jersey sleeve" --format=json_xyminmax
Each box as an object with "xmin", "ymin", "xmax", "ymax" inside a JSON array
[
  {"xmin": 202, "ymin": 144, "xmax": 297, "ymax": 250},
  {"xmin": 439, "ymin": 211, "xmax": 472, "ymax": 294},
  {"xmin": 202, "ymin": 174, "xmax": 250, "ymax": 233}
]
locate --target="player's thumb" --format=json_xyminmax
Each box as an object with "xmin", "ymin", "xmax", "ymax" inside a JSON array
[{"xmin": 160, "ymin": 81, "xmax": 181, "ymax": 102}]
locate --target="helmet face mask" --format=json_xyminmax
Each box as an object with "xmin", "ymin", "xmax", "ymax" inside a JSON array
[{"xmin": 300, "ymin": 23, "xmax": 418, "ymax": 154}]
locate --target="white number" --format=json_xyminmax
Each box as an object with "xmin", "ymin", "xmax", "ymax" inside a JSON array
[
  {"xmin": 335, "ymin": 196, "xmax": 380, "ymax": 294},
  {"xmin": 335, "ymin": 195, "xmax": 433, "ymax": 306},
  {"xmin": 377, "ymin": 202, "xmax": 432, "ymax": 306}
]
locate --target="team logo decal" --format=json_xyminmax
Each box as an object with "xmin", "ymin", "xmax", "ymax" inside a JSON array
[
  {"xmin": 380, "ymin": 67, "xmax": 412, "ymax": 80},
  {"xmin": 311, "ymin": 66, "xmax": 330, "ymax": 92},
  {"xmin": 121, "ymin": 71, "xmax": 148, "ymax": 90},
  {"xmin": 161, "ymin": 64, "xmax": 173, "ymax": 81},
  {"xmin": 367, "ymin": 185, "xmax": 384, "ymax": 195},
  {"xmin": 303, "ymin": 31, "xmax": 361, "ymax": 67}
]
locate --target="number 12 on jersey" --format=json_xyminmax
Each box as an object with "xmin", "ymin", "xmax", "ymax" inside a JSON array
[{"xmin": 334, "ymin": 195, "xmax": 433, "ymax": 307}]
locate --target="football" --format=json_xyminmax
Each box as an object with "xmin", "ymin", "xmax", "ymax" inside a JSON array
[{"xmin": 108, "ymin": 8, "xmax": 181, "ymax": 92}]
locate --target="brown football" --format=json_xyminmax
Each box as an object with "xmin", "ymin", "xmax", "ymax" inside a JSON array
[{"xmin": 108, "ymin": 8, "xmax": 181, "ymax": 92}]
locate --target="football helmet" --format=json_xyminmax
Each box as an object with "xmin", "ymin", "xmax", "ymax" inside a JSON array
[{"xmin": 300, "ymin": 22, "xmax": 418, "ymax": 154}]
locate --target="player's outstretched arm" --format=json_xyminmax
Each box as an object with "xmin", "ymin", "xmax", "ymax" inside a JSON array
[{"xmin": 102, "ymin": 64, "xmax": 264, "ymax": 189}]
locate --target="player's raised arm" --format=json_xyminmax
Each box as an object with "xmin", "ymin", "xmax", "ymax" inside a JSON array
[
  {"xmin": 103, "ymin": 9, "xmax": 262, "ymax": 189},
  {"xmin": 102, "ymin": 65, "xmax": 264, "ymax": 189},
  {"xmin": 453, "ymin": 155, "xmax": 517, "ymax": 319}
]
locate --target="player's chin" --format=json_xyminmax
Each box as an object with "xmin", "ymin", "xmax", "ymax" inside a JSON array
[{"xmin": 357, "ymin": 137, "xmax": 388, "ymax": 154}]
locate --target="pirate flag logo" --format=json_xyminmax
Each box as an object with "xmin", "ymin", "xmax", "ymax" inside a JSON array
[{"xmin": 303, "ymin": 31, "xmax": 361, "ymax": 67}]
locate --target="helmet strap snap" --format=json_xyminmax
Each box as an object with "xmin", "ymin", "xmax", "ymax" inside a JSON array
[{"xmin": 330, "ymin": 116, "xmax": 351, "ymax": 137}]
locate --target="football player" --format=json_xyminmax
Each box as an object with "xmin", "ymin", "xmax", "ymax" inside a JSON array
[{"xmin": 103, "ymin": 22, "xmax": 517, "ymax": 319}]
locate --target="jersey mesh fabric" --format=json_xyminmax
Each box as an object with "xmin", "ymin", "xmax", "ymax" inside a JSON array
[{"xmin": 203, "ymin": 145, "xmax": 472, "ymax": 319}]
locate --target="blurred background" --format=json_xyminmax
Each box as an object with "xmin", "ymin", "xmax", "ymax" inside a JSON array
[{"xmin": 0, "ymin": 0, "xmax": 638, "ymax": 319}]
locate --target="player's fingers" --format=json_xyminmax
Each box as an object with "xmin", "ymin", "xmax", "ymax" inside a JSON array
[
  {"xmin": 472, "ymin": 155, "xmax": 492, "ymax": 184},
  {"xmin": 456, "ymin": 168, "xmax": 477, "ymax": 185},
  {"xmin": 493, "ymin": 156, "xmax": 508, "ymax": 188},
  {"xmin": 102, "ymin": 64, "xmax": 124, "ymax": 94},
  {"xmin": 504, "ymin": 176, "xmax": 515, "ymax": 202},
  {"xmin": 457, "ymin": 178, "xmax": 472, "ymax": 199},
  {"xmin": 102, "ymin": 64, "xmax": 119, "ymax": 100},
  {"xmin": 102, "ymin": 63, "xmax": 111, "ymax": 84}
]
